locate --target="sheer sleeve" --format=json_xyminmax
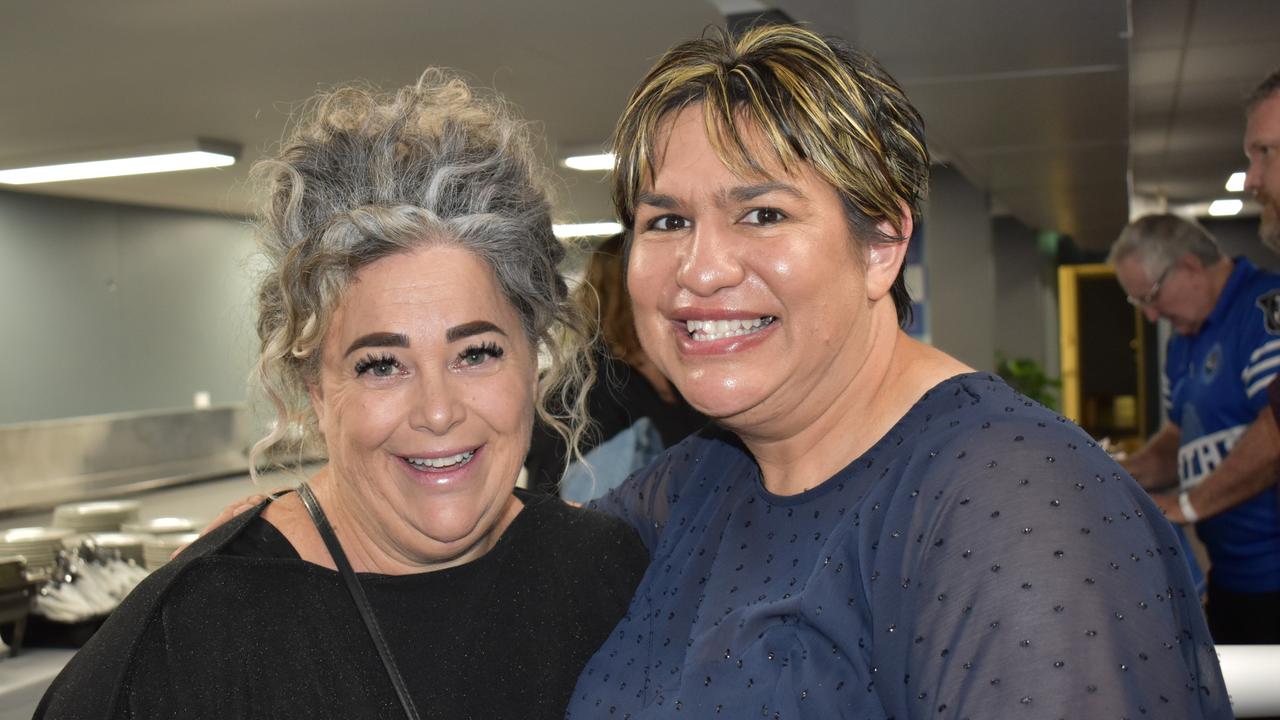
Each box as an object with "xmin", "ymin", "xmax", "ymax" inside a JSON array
[
  {"xmin": 586, "ymin": 450, "xmax": 678, "ymax": 554},
  {"xmin": 869, "ymin": 419, "xmax": 1231, "ymax": 719}
]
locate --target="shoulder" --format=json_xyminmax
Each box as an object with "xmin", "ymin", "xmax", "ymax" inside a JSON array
[
  {"xmin": 517, "ymin": 490, "xmax": 649, "ymax": 566},
  {"xmin": 36, "ymin": 505, "xmax": 267, "ymax": 718},
  {"xmin": 898, "ymin": 374, "xmax": 1141, "ymax": 527}
]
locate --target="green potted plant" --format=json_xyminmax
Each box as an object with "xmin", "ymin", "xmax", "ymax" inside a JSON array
[{"xmin": 995, "ymin": 352, "xmax": 1061, "ymax": 411}]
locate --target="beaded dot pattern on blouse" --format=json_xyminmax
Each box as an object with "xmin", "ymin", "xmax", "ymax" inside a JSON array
[{"xmin": 570, "ymin": 373, "xmax": 1230, "ymax": 719}]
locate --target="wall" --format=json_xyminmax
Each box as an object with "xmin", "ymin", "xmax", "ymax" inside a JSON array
[
  {"xmin": 992, "ymin": 216, "xmax": 1058, "ymax": 375},
  {"xmin": 922, "ymin": 166, "xmax": 997, "ymax": 371},
  {"xmin": 0, "ymin": 190, "xmax": 258, "ymax": 425}
]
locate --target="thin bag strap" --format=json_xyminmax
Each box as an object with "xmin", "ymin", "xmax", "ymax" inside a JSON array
[{"xmin": 297, "ymin": 482, "xmax": 423, "ymax": 720}]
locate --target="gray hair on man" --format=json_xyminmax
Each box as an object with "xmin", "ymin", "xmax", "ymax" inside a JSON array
[{"xmin": 1107, "ymin": 213, "xmax": 1225, "ymax": 277}]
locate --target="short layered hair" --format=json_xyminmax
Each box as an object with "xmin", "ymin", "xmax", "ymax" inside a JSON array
[{"xmin": 610, "ymin": 24, "xmax": 930, "ymax": 326}]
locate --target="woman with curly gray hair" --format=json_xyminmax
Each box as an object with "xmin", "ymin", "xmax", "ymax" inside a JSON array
[{"xmin": 35, "ymin": 71, "xmax": 648, "ymax": 720}]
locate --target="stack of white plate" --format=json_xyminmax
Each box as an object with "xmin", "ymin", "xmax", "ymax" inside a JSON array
[
  {"xmin": 52, "ymin": 500, "xmax": 141, "ymax": 534},
  {"xmin": 143, "ymin": 533, "xmax": 200, "ymax": 571},
  {"xmin": 0, "ymin": 527, "xmax": 73, "ymax": 571},
  {"xmin": 84, "ymin": 532, "xmax": 150, "ymax": 565},
  {"xmin": 121, "ymin": 517, "xmax": 199, "ymax": 536}
]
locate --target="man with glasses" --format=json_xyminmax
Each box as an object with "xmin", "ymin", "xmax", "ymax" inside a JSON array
[{"xmin": 1110, "ymin": 212, "xmax": 1280, "ymax": 645}]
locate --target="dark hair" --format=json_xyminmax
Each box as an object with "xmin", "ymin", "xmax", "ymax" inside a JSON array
[
  {"xmin": 577, "ymin": 234, "xmax": 644, "ymax": 364},
  {"xmin": 1246, "ymin": 68, "xmax": 1280, "ymax": 112},
  {"xmin": 611, "ymin": 25, "xmax": 929, "ymax": 327}
]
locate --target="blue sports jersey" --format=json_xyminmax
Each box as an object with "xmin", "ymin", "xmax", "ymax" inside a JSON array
[{"xmin": 1166, "ymin": 256, "xmax": 1280, "ymax": 593}]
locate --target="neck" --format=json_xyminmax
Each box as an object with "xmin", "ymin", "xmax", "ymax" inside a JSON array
[
  {"xmin": 731, "ymin": 301, "xmax": 970, "ymax": 496},
  {"xmin": 281, "ymin": 467, "xmax": 519, "ymax": 575}
]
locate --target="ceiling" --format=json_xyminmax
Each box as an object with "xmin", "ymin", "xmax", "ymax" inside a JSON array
[{"xmin": 2, "ymin": 0, "xmax": 1276, "ymax": 250}]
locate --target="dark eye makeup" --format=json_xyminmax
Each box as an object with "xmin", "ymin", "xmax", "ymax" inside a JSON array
[{"xmin": 354, "ymin": 353, "xmax": 401, "ymax": 377}]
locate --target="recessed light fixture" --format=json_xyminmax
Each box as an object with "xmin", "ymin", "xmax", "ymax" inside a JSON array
[
  {"xmin": 552, "ymin": 222, "xmax": 623, "ymax": 239},
  {"xmin": 561, "ymin": 153, "xmax": 615, "ymax": 172},
  {"xmin": 0, "ymin": 139, "xmax": 239, "ymax": 185},
  {"xmin": 1226, "ymin": 172, "xmax": 1246, "ymax": 193},
  {"xmin": 1207, "ymin": 199, "xmax": 1243, "ymax": 216}
]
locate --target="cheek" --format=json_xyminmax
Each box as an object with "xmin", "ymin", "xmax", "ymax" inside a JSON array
[
  {"xmin": 626, "ymin": 245, "xmax": 669, "ymax": 313},
  {"xmin": 332, "ymin": 386, "xmax": 403, "ymax": 447}
]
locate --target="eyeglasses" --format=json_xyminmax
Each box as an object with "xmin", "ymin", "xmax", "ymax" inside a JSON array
[{"xmin": 1126, "ymin": 265, "xmax": 1172, "ymax": 308}]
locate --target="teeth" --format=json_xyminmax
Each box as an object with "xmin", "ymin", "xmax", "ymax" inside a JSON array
[
  {"xmin": 685, "ymin": 316, "xmax": 774, "ymax": 341},
  {"xmin": 405, "ymin": 451, "xmax": 474, "ymax": 469}
]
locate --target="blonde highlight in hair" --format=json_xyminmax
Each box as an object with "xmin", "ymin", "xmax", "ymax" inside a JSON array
[
  {"xmin": 250, "ymin": 69, "xmax": 592, "ymax": 479},
  {"xmin": 612, "ymin": 25, "xmax": 929, "ymax": 325}
]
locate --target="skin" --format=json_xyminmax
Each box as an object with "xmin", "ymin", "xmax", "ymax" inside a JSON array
[
  {"xmin": 1112, "ymin": 252, "xmax": 1232, "ymax": 336},
  {"xmin": 1245, "ymin": 93, "xmax": 1280, "ymax": 253},
  {"xmin": 627, "ymin": 105, "xmax": 970, "ymax": 496},
  {"xmin": 262, "ymin": 244, "xmax": 537, "ymax": 574}
]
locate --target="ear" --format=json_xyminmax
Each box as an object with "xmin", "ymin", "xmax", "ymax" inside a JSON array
[{"xmin": 864, "ymin": 202, "xmax": 913, "ymax": 302}]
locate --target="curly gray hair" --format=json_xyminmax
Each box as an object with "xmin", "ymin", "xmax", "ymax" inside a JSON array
[{"xmin": 251, "ymin": 69, "xmax": 591, "ymax": 475}]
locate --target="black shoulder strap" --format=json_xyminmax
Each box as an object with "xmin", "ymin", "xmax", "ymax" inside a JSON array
[{"xmin": 297, "ymin": 482, "xmax": 423, "ymax": 720}]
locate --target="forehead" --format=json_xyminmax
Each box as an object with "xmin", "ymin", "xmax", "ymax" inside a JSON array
[
  {"xmin": 335, "ymin": 245, "xmax": 518, "ymax": 337},
  {"xmin": 1247, "ymin": 94, "xmax": 1280, "ymax": 143},
  {"xmin": 647, "ymin": 105, "xmax": 806, "ymax": 193}
]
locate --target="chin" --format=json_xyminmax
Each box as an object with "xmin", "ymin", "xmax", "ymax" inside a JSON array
[{"xmin": 676, "ymin": 370, "xmax": 772, "ymax": 422}]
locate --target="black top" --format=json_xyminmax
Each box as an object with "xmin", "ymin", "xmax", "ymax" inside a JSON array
[
  {"xmin": 570, "ymin": 373, "xmax": 1231, "ymax": 719},
  {"xmin": 36, "ymin": 490, "xmax": 648, "ymax": 720},
  {"xmin": 526, "ymin": 348, "xmax": 707, "ymax": 495}
]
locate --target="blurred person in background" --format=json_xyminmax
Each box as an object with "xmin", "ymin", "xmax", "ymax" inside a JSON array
[
  {"xmin": 35, "ymin": 71, "xmax": 647, "ymax": 720},
  {"xmin": 525, "ymin": 233, "xmax": 706, "ymax": 501},
  {"xmin": 1111, "ymin": 212, "xmax": 1280, "ymax": 645},
  {"xmin": 1153, "ymin": 69, "xmax": 1280, "ymax": 532}
]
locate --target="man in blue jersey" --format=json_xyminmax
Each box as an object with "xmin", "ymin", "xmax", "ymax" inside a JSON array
[
  {"xmin": 1151, "ymin": 71, "xmax": 1280, "ymax": 530},
  {"xmin": 1112, "ymin": 213, "xmax": 1280, "ymax": 644}
]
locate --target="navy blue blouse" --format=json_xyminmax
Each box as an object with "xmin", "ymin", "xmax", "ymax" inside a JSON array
[{"xmin": 570, "ymin": 373, "xmax": 1230, "ymax": 719}]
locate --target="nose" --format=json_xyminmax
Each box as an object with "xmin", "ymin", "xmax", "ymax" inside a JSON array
[
  {"xmin": 1244, "ymin": 158, "xmax": 1262, "ymax": 194},
  {"xmin": 408, "ymin": 370, "xmax": 465, "ymax": 435},
  {"xmin": 675, "ymin": 222, "xmax": 744, "ymax": 296}
]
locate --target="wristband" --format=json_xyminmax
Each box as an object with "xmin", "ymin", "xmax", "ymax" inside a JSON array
[{"xmin": 1178, "ymin": 492, "xmax": 1199, "ymax": 524}]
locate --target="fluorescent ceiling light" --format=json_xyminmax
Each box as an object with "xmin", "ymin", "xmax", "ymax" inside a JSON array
[
  {"xmin": 1207, "ymin": 199, "xmax": 1243, "ymax": 216},
  {"xmin": 1225, "ymin": 172, "xmax": 1246, "ymax": 193},
  {"xmin": 561, "ymin": 153, "xmax": 614, "ymax": 172},
  {"xmin": 0, "ymin": 140, "xmax": 239, "ymax": 185},
  {"xmin": 553, "ymin": 222, "xmax": 623, "ymax": 239}
]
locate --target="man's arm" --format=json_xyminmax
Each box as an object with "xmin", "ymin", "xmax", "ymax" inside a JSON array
[
  {"xmin": 1119, "ymin": 422, "xmax": 1182, "ymax": 491},
  {"xmin": 1153, "ymin": 408, "xmax": 1280, "ymax": 523}
]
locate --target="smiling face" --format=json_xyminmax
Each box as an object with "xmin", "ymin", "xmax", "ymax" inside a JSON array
[
  {"xmin": 1245, "ymin": 93, "xmax": 1280, "ymax": 252},
  {"xmin": 310, "ymin": 244, "xmax": 536, "ymax": 569},
  {"xmin": 627, "ymin": 105, "xmax": 905, "ymax": 436}
]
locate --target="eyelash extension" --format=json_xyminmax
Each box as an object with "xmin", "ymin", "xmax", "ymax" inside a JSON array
[
  {"xmin": 354, "ymin": 353, "xmax": 400, "ymax": 376},
  {"xmin": 459, "ymin": 341, "xmax": 504, "ymax": 363}
]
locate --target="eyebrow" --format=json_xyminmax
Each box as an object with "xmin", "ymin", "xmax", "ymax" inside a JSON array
[
  {"xmin": 446, "ymin": 320, "xmax": 505, "ymax": 343},
  {"xmin": 724, "ymin": 182, "xmax": 804, "ymax": 204},
  {"xmin": 344, "ymin": 332, "xmax": 409, "ymax": 357},
  {"xmin": 636, "ymin": 182, "xmax": 805, "ymax": 212},
  {"xmin": 342, "ymin": 321, "xmax": 504, "ymax": 357},
  {"xmin": 636, "ymin": 192, "xmax": 679, "ymax": 209}
]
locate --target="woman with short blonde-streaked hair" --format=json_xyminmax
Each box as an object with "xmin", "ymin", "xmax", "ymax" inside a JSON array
[{"xmin": 568, "ymin": 24, "xmax": 1229, "ymax": 719}]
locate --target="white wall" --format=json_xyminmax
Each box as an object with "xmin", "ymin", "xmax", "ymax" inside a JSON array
[
  {"xmin": 923, "ymin": 166, "xmax": 997, "ymax": 371},
  {"xmin": 0, "ymin": 191, "xmax": 258, "ymax": 425}
]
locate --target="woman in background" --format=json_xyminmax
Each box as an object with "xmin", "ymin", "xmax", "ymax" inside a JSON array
[
  {"xmin": 526, "ymin": 234, "xmax": 706, "ymax": 500},
  {"xmin": 36, "ymin": 71, "xmax": 646, "ymax": 720}
]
